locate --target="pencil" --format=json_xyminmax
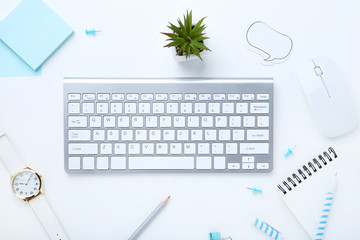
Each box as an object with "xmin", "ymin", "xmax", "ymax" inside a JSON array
[{"xmin": 128, "ymin": 196, "xmax": 171, "ymax": 240}]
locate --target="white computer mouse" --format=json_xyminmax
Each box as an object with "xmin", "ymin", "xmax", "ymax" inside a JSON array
[{"xmin": 298, "ymin": 56, "xmax": 358, "ymax": 137}]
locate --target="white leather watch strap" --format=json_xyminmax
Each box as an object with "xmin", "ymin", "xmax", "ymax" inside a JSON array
[
  {"xmin": 29, "ymin": 194, "xmax": 70, "ymax": 240},
  {"xmin": 0, "ymin": 130, "xmax": 26, "ymax": 173}
]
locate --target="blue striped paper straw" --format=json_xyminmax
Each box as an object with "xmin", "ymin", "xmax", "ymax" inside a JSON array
[
  {"xmin": 314, "ymin": 174, "xmax": 337, "ymax": 240},
  {"xmin": 254, "ymin": 218, "xmax": 282, "ymax": 239}
]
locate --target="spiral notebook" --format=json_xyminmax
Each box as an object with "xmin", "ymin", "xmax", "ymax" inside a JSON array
[{"xmin": 277, "ymin": 147, "xmax": 360, "ymax": 239}]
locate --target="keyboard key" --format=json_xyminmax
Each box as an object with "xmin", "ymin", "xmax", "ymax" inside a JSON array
[
  {"xmin": 68, "ymin": 130, "xmax": 91, "ymax": 141},
  {"xmin": 212, "ymin": 143, "xmax": 224, "ymax": 154},
  {"xmin": 257, "ymin": 163, "xmax": 269, "ymax": 169},
  {"xmin": 194, "ymin": 103, "xmax": 206, "ymax": 113},
  {"xmin": 184, "ymin": 143, "xmax": 196, "ymax": 154},
  {"xmin": 233, "ymin": 129, "xmax": 245, "ymax": 141},
  {"xmin": 170, "ymin": 94, "xmax": 182, "ymax": 100},
  {"xmin": 121, "ymin": 130, "xmax": 133, "ymax": 141},
  {"xmin": 68, "ymin": 103, "xmax": 80, "ymax": 114},
  {"xmin": 153, "ymin": 103, "xmax": 165, "ymax": 113},
  {"xmin": 110, "ymin": 103, "xmax": 123, "ymax": 113},
  {"xmin": 209, "ymin": 103, "xmax": 220, "ymax": 113},
  {"xmin": 180, "ymin": 103, "xmax": 192, "ymax": 113},
  {"xmin": 199, "ymin": 94, "xmax": 211, "ymax": 100},
  {"xmin": 163, "ymin": 130, "xmax": 175, "ymax": 141},
  {"xmin": 166, "ymin": 103, "xmax": 178, "ymax": 113},
  {"xmin": 68, "ymin": 93, "xmax": 80, "ymax": 100},
  {"xmin": 242, "ymin": 156, "xmax": 255, "ymax": 163},
  {"xmin": 126, "ymin": 94, "xmax": 139, "ymax": 100},
  {"xmin": 124, "ymin": 103, "xmax": 136, "ymax": 113},
  {"xmin": 201, "ymin": 116, "xmax": 213, "ymax": 127},
  {"xmin": 118, "ymin": 116, "xmax": 130, "ymax": 127},
  {"xmin": 68, "ymin": 143, "xmax": 98, "ymax": 154},
  {"xmin": 257, "ymin": 116, "xmax": 270, "ymax": 127},
  {"xmin": 68, "ymin": 157, "xmax": 81, "ymax": 170},
  {"xmin": 141, "ymin": 94, "xmax": 154, "ymax": 100},
  {"xmin": 139, "ymin": 103, "xmax": 151, "ymax": 113},
  {"xmin": 83, "ymin": 157, "xmax": 95, "ymax": 170},
  {"xmin": 135, "ymin": 130, "xmax": 147, "ymax": 140},
  {"xmin": 214, "ymin": 157, "xmax": 226, "ymax": 169},
  {"xmin": 198, "ymin": 143, "xmax": 210, "ymax": 154},
  {"xmin": 228, "ymin": 94, "xmax": 240, "ymax": 100},
  {"xmin": 215, "ymin": 116, "xmax": 227, "ymax": 127},
  {"xmin": 111, "ymin": 157, "xmax": 126, "ymax": 169},
  {"xmin": 196, "ymin": 157, "xmax": 211, "ymax": 169},
  {"xmin": 236, "ymin": 103, "xmax": 248, "ymax": 113},
  {"xmin": 146, "ymin": 116, "xmax": 158, "ymax": 127},
  {"xmin": 185, "ymin": 94, "xmax": 196, "ymax": 100},
  {"xmin": 159, "ymin": 116, "xmax": 171, "ymax": 127},
  {"xmin": 90, "ymin": 116, "xmax": 101, "ymax": 127},
  {"xmin": 222, "ymin": 103, "xmax": 234, "ymax": 113},
  {"xmin": 142, "ymin": 143, "xmax": 154, "ymax": 154},
  {"xmin": 104, "ymin": 116, "xmax": 116, "ymax": 127},
  {"xmin": 107, "ymin": 130, "xmax": 119, "ymax": 141},
  {"xmin": 188, "ymin": 116, "xmax": 199, "ymax": 127},
  {"xmin": 98, "ymin": 93, "xmax": 110, "ymax": 101},
  {"xmin": 229, "ymin": 116, "xmax": 241, "ymax": 127},
  {"xmin": 149, "ymin": 130, "xmax": 161, "ymax": 140},
  {"xmin": 177, "ymin": 130, "xmax": 189, "ymax": 141},
  {"xmin": 242, "ymin": 163, "xmax": 255, "ymax": 170},
  {"xmin": 205, "ymin": 130, "xmax": 216, "ymax": 140},
  {"xmin": 243, "ymin": 94, "xmax": 255, "ymax": 100},
  {"xmin": 129, "ymin": 157, "xmax": 194, "ymax": 170},
  {"xmin": 247, "ymin": 130, "xmax": 269, "ymax": 141},
  {"xmin": 68, "ymin": 116, "xmax": 87, "ymax": 127},
  {"xmin": 129, "ymin": 143, "xmax": 140, "ymax": 154},
  {"xmin": 250, "ymin": 103, "xmax": 269, "ymax": 114},
  {"xmin": 100, "ymin": 143, "xmax": 112, "ymax": 154},
  {"xmin": 155, "ymin": 94, "xmax": 168, "ymax": 100},
  {"xmin": 132, "ymin": 116, "xmax": 144, "ymax": 127},
  {"xmin": 214, "ymin": 94, "xmax": 225, "ymax": 100},
  {"xmin": 174, "ymin": 116, "xmax": 186, "ymax": 127},
  {"xmin": 243, "ymin": 116, "xmax": 255, "ymax": 127},
  {"xmin": 112, "ymin": 93, "xmax": 124, "ymax": 100},
  {"xmin": 170, "ymin": 143, "xmax": 182, "ymax": 154},
  {"xmin": 114, "ymin": 143, "xmax": 126, "ymax": 154},
  {"xmin": 219, "ymin": 130, "xmax": 231, "ymax": 141},
  {"xmin": 257, "ymin": 94, "xmax": 269, "ymax": 100},
  {"xmin": 93, "ymin": 130, "xmax": 105, "ymax": 141},
  {"xmin": 226, "ymin": 143, "xmax": 238, "ymax": 154},
  {"xmin": 83, "ymin": 103, "xmax": 95, "ymax": 114},
  {"xmin": 228, "ymin": 163, "xmax": 240, "ymax": 169},
  {"xmin": 97, "ymin": 103, "xmax": 109, "ymax": 113},
  {"xmin": 97, "ymin": 157, "xmax": 109, "ymax": 170},
  {"xmin": 239, "ymin": 143, "xmax": 269, "ymax": 154},
  {"xmin": 83, "ymin": 93, "xmax": 96, "ymax": 101},
  {"xmin": 191, "ymin": 130, "xmax": 203, "ymax": 140}
]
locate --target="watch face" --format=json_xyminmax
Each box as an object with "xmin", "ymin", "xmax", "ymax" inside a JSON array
[{"xmin": 12, "ymin": 169, "xmax": 41, "ymax": 199}]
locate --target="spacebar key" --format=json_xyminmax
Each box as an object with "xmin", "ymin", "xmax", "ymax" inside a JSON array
[{"xmin": 129, "ymin": 157, "xmax": 194, "ymax": 170}]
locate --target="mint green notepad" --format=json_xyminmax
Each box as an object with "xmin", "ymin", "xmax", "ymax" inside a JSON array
[{"xmin": 0, "ymin": 0, "xmax": 73, "ymax": 71}]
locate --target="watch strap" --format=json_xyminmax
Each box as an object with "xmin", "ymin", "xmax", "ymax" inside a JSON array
[
  {"xmin": 0, "ymin": 131, "xmax": 26, "ymax": 173},
  {"xmin": 29, "ymin": 194, "xmax": 70, "ymax": 240}
]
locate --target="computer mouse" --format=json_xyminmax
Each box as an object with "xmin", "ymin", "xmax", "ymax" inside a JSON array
[{"xmin": 298, "ymin": 56, "xmax": 358, "ymax": 137}]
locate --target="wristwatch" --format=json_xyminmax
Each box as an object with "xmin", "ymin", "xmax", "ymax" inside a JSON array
[{"xmin": 0, "ymin": 128, "xmax": 69, "ymax": 240}]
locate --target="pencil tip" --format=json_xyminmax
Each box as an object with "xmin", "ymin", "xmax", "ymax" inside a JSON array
[{"xmin": 163, "ymin": 196, "xmax": 171, "ymax": 204}]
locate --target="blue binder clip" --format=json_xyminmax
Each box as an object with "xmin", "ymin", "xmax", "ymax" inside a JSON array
[{"xmin": 209, "ymin": 232, "xmax": 221, "ymax": 240}]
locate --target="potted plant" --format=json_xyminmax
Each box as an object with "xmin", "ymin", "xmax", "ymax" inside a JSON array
[{"xmin": 161, "ymin": 10, "xmax": 211, "ymax": 61}]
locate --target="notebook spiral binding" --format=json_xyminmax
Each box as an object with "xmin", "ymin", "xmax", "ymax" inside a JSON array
[{"xmin": 277, "ymin": 147, "xmax": 337, "ymax": 195}]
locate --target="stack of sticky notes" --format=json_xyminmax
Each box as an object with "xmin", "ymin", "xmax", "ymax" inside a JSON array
[{"xmin": 0, "ymin": 0, "xmax": 73, "ymax": 76}]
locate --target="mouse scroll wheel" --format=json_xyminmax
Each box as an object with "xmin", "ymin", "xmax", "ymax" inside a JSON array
[{"xmin": 314, "ymin": 66, "xmax": 323, "ymax": 76}]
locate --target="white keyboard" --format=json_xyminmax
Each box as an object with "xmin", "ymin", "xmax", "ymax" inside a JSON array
[{"xmin": 64, "ymin": 78, "xmax": 273, "ymax": 173}]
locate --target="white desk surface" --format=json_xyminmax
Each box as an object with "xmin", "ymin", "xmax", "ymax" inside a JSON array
[{"xmin": 1, "ymin": 0, "xmax": 360, "ymax": 239}]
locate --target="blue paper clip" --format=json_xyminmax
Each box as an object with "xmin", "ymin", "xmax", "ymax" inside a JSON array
[
  {"xmin": 254, "ymin": 218, "xmax": 282, "ymax": 240},
  {"xmin": 246, "ymin": 187, "xmax": 262, "ymax": 193},
  {"xmin": 284, "ymin": 145, "xmax": 296, "ymax": 158},
  {"xmin": 209, "ymin": 232, "xmax": 221, "ymax": 240},
  {"xmin": 85, "ymin": 28, "xmax": 101, "ymax": 35}
]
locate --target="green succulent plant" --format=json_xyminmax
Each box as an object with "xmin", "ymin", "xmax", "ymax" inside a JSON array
[{"xmin": 161, "ymin": 10, "xmax": 211, "ymax": 60}]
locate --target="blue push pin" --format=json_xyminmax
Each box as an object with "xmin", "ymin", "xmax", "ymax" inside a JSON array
[
  {"xmin": 284, "ymin": 145, "xmax": 296, "ymax": 158},
  {"xmin": 246, "ymin": 187, "xmax": 262, "ymax": 193},
  {"xmin": 85, "ymin": 28, "xmax": 101, "ymax": 36}
]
